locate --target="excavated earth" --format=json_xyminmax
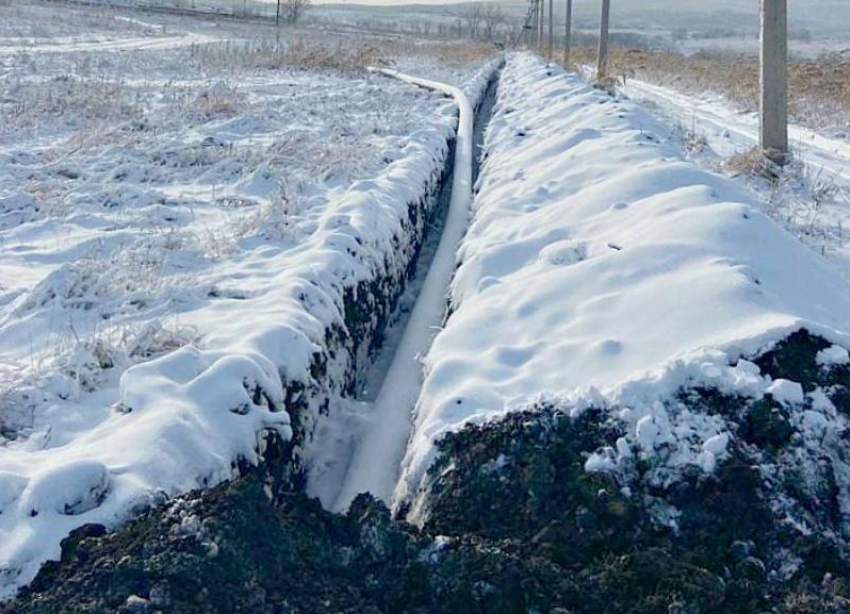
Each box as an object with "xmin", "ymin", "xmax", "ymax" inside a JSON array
[{"xmin": 5, "ymin": 331, "xmax": 850, "ymax": 614}]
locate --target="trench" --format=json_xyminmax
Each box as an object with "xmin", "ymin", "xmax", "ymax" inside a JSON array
[
  {"xmin": 362, "ymin": 72, "xmax": 500, "ymax": 401},
  {"xmin": 307, "ymin": 67, "xmax": 502, "ymax": 512},
  {"xmin": 473, "ymin": 73, "xmax": 500, "ymax": 184},
  {"xmin": 358, "ymin": 157, "xmax": 455, "ymax": 405}
]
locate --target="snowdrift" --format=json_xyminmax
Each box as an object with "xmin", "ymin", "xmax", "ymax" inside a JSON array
[{"xmin": 396, "ymin": 53, "xmax": 850, "ymax": 525}]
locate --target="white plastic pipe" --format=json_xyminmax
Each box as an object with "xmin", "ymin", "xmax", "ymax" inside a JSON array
[{"xmin": 332, "ymin": 69, "xmax": 475, "ymax": 512}]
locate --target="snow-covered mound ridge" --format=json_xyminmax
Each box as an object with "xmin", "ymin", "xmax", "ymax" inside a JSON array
[
  {"xmin": 0, "ymin": 128, "xmax": 447, "ymax": 601},
  {"xmin": 396, "ymin": 52, "xmax": 850, "ymax": 522},
  {"xmin": 0, "ymin": 54, "xmax": 497, "ymax": 601}
]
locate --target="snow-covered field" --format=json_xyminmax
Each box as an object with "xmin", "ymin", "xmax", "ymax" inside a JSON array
[
  {"xmin": 0, "ymin": 1, "xmax": 496, "ymax": 599},
  {"xmin": 395, "ymin": 54, "xmax": 850, "ymax": 536},
  {"xmin": 0, "ymin": 3, "xmax": 181, "ymax": 50},
  {"xmin": 674, "ymin": 37, "xmax": 850, "ymax": 61}
]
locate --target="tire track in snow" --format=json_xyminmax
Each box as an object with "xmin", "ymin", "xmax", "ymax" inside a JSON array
[
  {"xmin": 331, "ymin": 69, "xmax": 477, "ymax": 512},
  {"xmin": 0, "ymin": 21, "xmax": 219, "ymax": 55},
  {"xmin": 623, "ymin": 78, "xmax": 850, "ymax": 187}
]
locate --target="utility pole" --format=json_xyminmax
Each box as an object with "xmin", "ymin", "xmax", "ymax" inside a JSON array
[
  {"xmin": 564, "ymin": 0, "xmax": 573, "ymax": 66},
  {"xmin": 530, "ymin": 0, "xmax": 538, "ymax": 48},
  {"xmin": 760, "ymin": 0, "xmax": 788, "ymax": 163},
  {"xmin": 276, "ymin": 0, "xmax": 281, "ymax": 26},
  {"xmin": 597, "ymin": 0, "xmax": 611, "ymax": 81},
  {"xmin": 548, "ymin": 0, "xmax": 553, "ymax": 57},
  {"xmin": 538, "ymin": 0, "xmax": 544, "ymax": 49}
]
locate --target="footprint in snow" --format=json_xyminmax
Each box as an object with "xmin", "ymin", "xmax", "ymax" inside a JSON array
[
  {"xmin": 539, "ymin": 240, "xmax": 587, "ymax": 267},
  {"xmin": 494, "ymin": 345, "xmax": 537, "ymax": 368},
  {"xmin": 476, "ymin": 276, "xmax": 502, "ymax": 294},
  {"xmin": 597, "ymin": 339, "xmax": 624, "ymax": 356}
]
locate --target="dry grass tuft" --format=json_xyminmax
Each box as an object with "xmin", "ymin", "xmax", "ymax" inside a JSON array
[
  {"xmin": 191, "ymin": 82, "xmax": 242, "ymax": 119},
  {"xmin": 391, "ymin": 40, "xmax": 496, "ymax": 68},
  {"xmin": 252, "ymin": 38, "xmax": 384, "ymax": 71},
  {"xmin": 191, "ymin": 36, "xmax": 494, "ymax": 74},
  {"xmin": 721, "ymin": 146, "xmax": 798, "ymax": 183},
  {"xmin": 722, "ymin": 147, "xmax": 769, "ymax": 178}
]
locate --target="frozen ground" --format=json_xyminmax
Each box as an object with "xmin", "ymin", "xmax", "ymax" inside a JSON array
[
  {"xmin": 395, "ymin": 54, "xmax": 850, "ymax": 532},
  {"xmin": 0, "ymin": 1, "xmax": 494, "ymax": 600}
]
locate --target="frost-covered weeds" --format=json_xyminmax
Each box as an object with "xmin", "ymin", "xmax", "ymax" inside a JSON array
[
  {"xmin": 673, "ymin": 117, "xmax": 709, "ymax": 155},
  {"xmin": 0, "ymin": 321, "xmax": 197, "ymax": 439},
  {"xmin": 0, "ymin": 2, "xmax": 154, "ymax": 42}
]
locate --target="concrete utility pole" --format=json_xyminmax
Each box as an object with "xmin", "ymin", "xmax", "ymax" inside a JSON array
[
  {"xmin": 597, "ymin": 0, "xmax": 611, "ymax": 81},
  {"xmin": 548, "ymin": 0, "xmax": 554, "ymax": 57},
  {"xmin": 538, "ymin": 0, "xmax": 545, "ymax": 49},
  {"xmin": 760, "ymin": 0, "xmax": 789, "ymax": 163},
  {"xmin": 530, "ymin": 0, "xmax": 538, "ymax": 47},
  {"xmin": 564, "ymin": 0, "xmax": 573, "ymax": 66}
]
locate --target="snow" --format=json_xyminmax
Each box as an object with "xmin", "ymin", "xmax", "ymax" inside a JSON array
[
  {"xmin": 0, "ymin": 3, "xmax": 495, "ymax": 599},
  {"xmin": 766, "ymin": 379, "xmax": 806, "ymax": 406},
  {"xmin": 623, "ymin": 76, "xmax": 850, "ymax": 165},
  {"xmin": 702, "ymin": 432, "xmax": 730, "ymax": 457},
  {"xmin": 817, "ymin": 344, "xmax": 850, "ymax": 367},
  {"xmin": 700, "ymin": 432, "xmax": 730, "ymax": 471},
  {"xmin": 331, "ymin": 66, "xmax": 481, "ymax": 512},
  {"xmin": 1, "ymin": 0, "xmax": 846, "ymax": 595},
  {"xmin": 584, "ymin": 453, "xmax": 617, "ymax": 474},
  {"xmin": 394, "ymin": 53, "xmax": 850, "ymax": 518},
  {"xmin": 616, "ymin": 77, "xmax": 850, "ymax": 275},
  {"xmin": 19, "ymin": 460, "xmax": 110, "ymax": 517}
]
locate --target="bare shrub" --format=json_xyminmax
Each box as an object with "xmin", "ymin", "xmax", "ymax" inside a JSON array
[
  {"xmin": 720, "ymin": 147, "xmax": 849, "ymax": 257},
  {"xmin": 482, "ymin": 4, "xmax": 507, "ymax": 42},
  {"xmin": 279, "ymin": 0, "xmax": 310, "ymax": 26},
  {"xmin": 1, "ymin": 75, "xmax": 141, "ymax": 136},
  {"xmin": 462, "ymin": 3, "xmax": 484, "ymax": 40}
]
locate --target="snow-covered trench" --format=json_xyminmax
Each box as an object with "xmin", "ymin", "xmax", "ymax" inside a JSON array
[
  {"xmin": 313, "ymin": 63, "xmax": 504, "ymax": 511},
  {"xmin": 0, "ymin": 61, "xmax": 500, "ymax": 601},
  {"xmin": 393, "ymin": 52, "xmax": 850, "ymax": 523}
]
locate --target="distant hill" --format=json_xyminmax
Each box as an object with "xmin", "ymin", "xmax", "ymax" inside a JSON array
[{"xmin": 317, "ymin": 0, "xmax": 850, "ymax": 38}]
